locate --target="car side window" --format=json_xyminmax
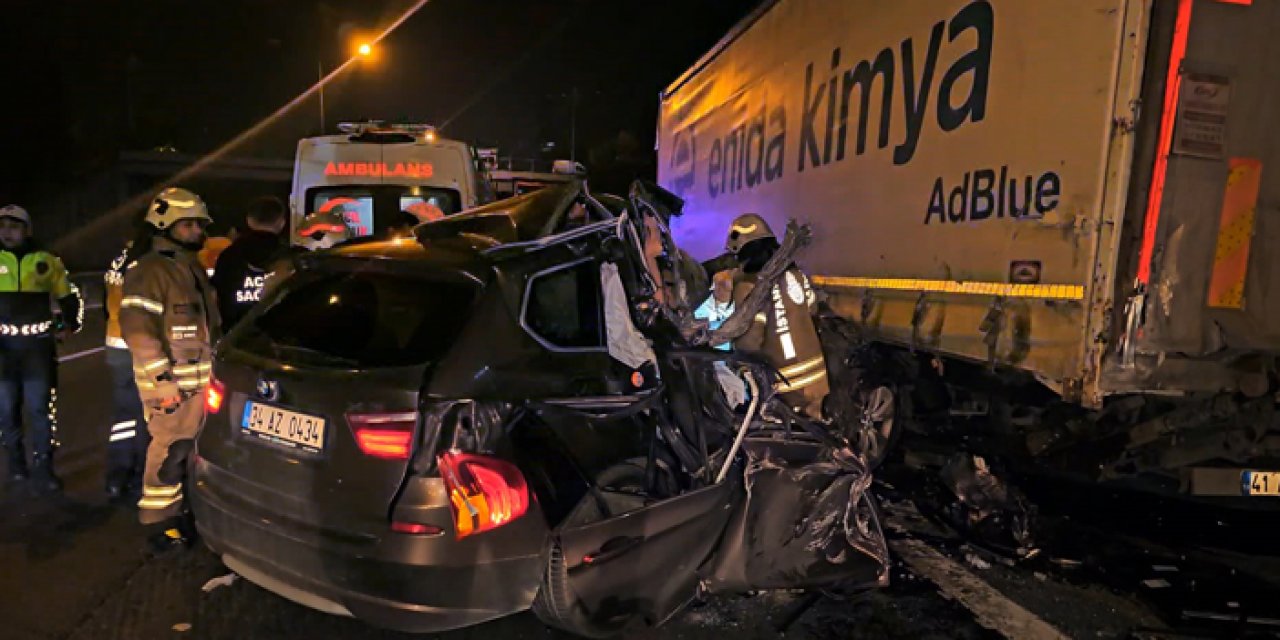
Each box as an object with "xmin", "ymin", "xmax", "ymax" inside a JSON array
[{"xmin": 524, "ymin": 259, "xmax": 605, "ymax": 350}]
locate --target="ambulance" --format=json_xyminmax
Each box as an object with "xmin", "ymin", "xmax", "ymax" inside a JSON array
[{"xmin": 289, "ymin": 122, "xmax": 490, "ymax": 244}]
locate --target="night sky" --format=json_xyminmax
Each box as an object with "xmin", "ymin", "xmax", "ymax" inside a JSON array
[{"xmin": 0, "ymin": 0, "xmax": 757, "ymax": 206}]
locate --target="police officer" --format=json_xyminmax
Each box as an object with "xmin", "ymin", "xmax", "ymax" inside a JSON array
[
  {"xmin": 725, "ymin": 213, "xmax": 829, "ymax": 419},
  {"xmin": 211, "ymin": 196, "xmax": 291, "ymax": 330},
  {"xmin": 103, "ymin": 232, "xmax": 149, "ymax": 500},
  {"xmin": 121, "ymin": 188, "xmax": 220, "ymax": 530},
  {"xmin": 0, "ymin": 204, "xmax": 83, "ymax": 491}
]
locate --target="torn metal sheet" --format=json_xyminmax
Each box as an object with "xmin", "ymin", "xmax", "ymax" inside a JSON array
[{"xmin": 703, "ymin": 438, "xmax": 889, "ymax": 593}]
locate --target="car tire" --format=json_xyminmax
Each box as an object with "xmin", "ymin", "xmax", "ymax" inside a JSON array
[
  {"xmin": 531, "ymin": 542, "xmax": 619, "ymax": 638},
  {"xmin": 530, "ymin": 458, "xmax": 653, "ymax": 638}
]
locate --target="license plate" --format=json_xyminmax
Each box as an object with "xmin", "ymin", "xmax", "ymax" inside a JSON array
[
  {"xmin": 1243, "ymin": 470, "xmax": 1280, "ymax": 496},
  {"xmin": 241, "ymin": 401, "xmax": 326, "ymax": 454}
]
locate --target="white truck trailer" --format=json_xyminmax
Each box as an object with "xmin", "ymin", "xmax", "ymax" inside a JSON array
[{"xmin": 658, "ymin": 0, "xmax": 1280, "ymax": 497}]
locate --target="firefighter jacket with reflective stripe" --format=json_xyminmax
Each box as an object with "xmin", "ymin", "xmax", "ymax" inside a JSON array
[
  {"xmin": 732, "ymin": 266, "xmax": 827, "ymax": 395},
  {"xmin": 104, "ymin": 242, "xmax": 134, "ymax": 349},
  {"xmin": 120, "ymin": 237, "xmax": 221, "ymax": 403},
  {"xmin": 0, "ymin": 245, "xmax": 83, "ymax": 338}
]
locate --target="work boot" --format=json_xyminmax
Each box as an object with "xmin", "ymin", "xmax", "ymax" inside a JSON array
[
  {"xmin": 147, "ymin": 514, "xmax": 196, "ymax": 553},
  {"xmin": 7, "ymin": 447, "xmax": 28, "ymax": 482},
  {"xmin": 105, "ymin": 469, "xmax": 131, "ymax": 503},
  {"xmin": 29, "ymin": 454, "xmax": 63, "ymax": 493}
]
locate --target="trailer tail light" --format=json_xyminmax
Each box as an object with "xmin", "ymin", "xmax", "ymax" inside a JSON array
[
  {"xmin": 348, "ymin": 412, "xmax": 417, "ymax": 460},
  {"xmin": 437, "ymin": 451, "xmax": 528, "ymax": 539},
  {"xmin": 205, "ymin": 377, "xmax": 226, "ymax": 414}
]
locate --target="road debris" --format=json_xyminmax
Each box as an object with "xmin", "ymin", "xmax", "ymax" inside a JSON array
[
  {"xmin": 172, "ymin": 622, "xmax": 192, "ymax": 632},
  {"xmin": 939, "ymin": 453, "xmax": 1036, "ymax": 555},
  {"xmin": 201, "ymin": 572, "xmax": 239, "ymax": 593},
  {"xmin": 965, "ymin": 553, "xmax": 992, "ymax": 570}
]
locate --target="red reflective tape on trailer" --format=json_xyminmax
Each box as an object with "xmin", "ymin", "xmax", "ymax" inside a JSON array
[{"xmin": 1136, "ymin": 0, "xmax": 1194, "ymax": 285}]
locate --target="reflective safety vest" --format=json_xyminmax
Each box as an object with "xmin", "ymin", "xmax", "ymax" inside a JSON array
[
  {"xmin": 0, "ymin": 246, "xmax": 83, "ymax": 338},
  {"xmin": 104, "ymin": 243, "xmax": 135, "ymax": 349}
]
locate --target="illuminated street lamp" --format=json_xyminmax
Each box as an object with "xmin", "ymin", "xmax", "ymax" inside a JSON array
[{"xmin": 318, "ymin": 40, "xmax": 378, "ymax": 133}]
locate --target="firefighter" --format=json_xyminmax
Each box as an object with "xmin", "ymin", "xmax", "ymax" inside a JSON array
[
  {"xmin": 211, "ymin": 196, "xmax": 292, "ymax": 330},
  {"xmin": 725, "ymin": 213, "xmax": 829, "ymax": 419},
  {"xmin": 103, "ymin": 233, "xmax": 150, "ymax": 500},
  {"xmin": 0, "ymin": 204, "xmax": 83, "ymax": 491},
  {"xmin": 121, "ymin": 187, "xmax": 220, "ymax": 531}
]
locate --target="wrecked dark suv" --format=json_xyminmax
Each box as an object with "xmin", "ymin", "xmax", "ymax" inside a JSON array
[{"xmin": 189, "ymin": 179, "xmax": 889, "ymax": 636}]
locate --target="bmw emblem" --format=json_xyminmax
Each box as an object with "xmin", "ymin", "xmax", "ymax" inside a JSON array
[{"xmin": 256, "ymin": 378, "xmax": 280, "ymax": 402}]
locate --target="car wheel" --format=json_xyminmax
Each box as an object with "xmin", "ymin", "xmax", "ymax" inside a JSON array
[
  {"xmin": 531, "ymin": 541, "xmax": 618, "ymax": 638},
  {"xmin": 858, "ymin": 386, "xmax": 902, "ymax": 470},
  {"xmin": 530, "ymin": 458, "xmax": 654, "ymax": 637}
]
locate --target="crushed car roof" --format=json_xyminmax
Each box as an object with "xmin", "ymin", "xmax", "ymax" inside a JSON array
[{"xmin": 414, "ymin": 182, "xmax": 580, "ymax": 247}]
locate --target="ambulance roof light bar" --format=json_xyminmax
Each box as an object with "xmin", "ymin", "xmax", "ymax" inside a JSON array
[{"xmin": 337, "ymin": 121, "xmax": 438, "ymax": 141}]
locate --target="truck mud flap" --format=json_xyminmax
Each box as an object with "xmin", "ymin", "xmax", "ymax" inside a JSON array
[{"xmin": 703, "ymin": 438, "xmax": 890, "ymax": 593}]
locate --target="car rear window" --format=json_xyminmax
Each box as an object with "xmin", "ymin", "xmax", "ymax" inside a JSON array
[{"xmin": 243, "ymin": 270, "xmax": 476, "ymax": 368}]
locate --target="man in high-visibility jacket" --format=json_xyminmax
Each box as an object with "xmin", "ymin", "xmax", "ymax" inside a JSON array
[
  {"xmin": 121, "ymin": 187, "xmax": 220, "ymax": 529},
  {"xmin": 0, "ymin": 204, "xmax": 83, "ymax": 491},
  {"xmin": 103, "ymin": 237, "xmax": 149, "ymax": 500},
  {"xmin": 725, "ymin": 213, "xmax": 829, "ymax": 419}
]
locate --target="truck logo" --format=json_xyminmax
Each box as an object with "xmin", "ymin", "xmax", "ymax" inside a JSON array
[{"xmin": 669, "ymin": 125, "xmax": 697, "ymax": 198}]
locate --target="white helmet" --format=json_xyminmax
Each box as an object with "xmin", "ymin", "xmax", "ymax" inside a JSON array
[
  {"xmin": 146, "ymin": 187, "xmax": 212, "ymax": 230},
  {"xmin": 295, "ymin": 211, "xmax": 351, "ymax": 250},
  {"xmin": 0, "ymin": 204, "xmax": 31, "ymax": 227}
]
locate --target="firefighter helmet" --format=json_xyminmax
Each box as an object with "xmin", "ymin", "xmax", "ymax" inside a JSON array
[
  {"xmin": 295, "ymin": 211, "xmax": 351, "ymax": 250},
  {"xmin": 0, "ymin": 204, "xmax": 31, "ymax": 227},
  {"xmin": 146, "ymin": 187, "xmax": 212, "ymax": 230},
  {"xmin": 725, "ymin": 213, "xmax": 775, "ymax": 254}
]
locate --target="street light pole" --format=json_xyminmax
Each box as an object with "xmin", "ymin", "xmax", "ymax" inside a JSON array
[
  {"xmin": 569, "ymin": 86, "xmax": 578, "ymax": 162},
  {"xmin": 317, "ymin": 55, "xmax": 326, "ymax": 134}
]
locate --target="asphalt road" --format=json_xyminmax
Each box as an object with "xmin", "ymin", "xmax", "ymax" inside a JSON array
[{"xmin": 0, "ymin": 275, "xmax": 1269, "ymax": 640}]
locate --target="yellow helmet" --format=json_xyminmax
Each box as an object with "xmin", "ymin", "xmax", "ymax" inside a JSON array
[
  {"xmin": 146, "ymin": 187, "xmax": 212, "ymax": 230},
  {"xmin": 295, "ymin": 211, "xmax": 351, "ymax": 250},
  {"xmin": 725, "ymin": 213, "xmax": 775, "ymax": 254}
]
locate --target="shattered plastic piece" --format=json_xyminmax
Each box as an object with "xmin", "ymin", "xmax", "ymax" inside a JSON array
[
  {"xmin": 1034, "ymin": 572, "xmax": 1048, "ymax": 582},
  {"xmin": 172, "ymin": 623, "xmax": 192, "ymax": 632},
  {"xmin": 1142, "ymin": 579, "xmax": 1171, "ymax": 589},
  {"xmin": 1227, "ymin": 601, "xmax": 1240, "ymax": 609},
  {"xmin": 201, "ymin": 572, "xmax": 239, "ymax": 593},
  {"xmin": 1152, "ymin": 564, "xmax": 1179, "ymax": 572},
  {"xmin": 1051, "ymin": 557, "xmax": 1082, "ymax": 568},
  {"xmin": 965, "ymin": 553, "xmax": 992, "ymax": 570}
]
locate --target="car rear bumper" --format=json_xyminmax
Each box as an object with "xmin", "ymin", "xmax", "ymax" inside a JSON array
[{"xmin": 191, "ymin": 465, "xmax": 544, "ymax": 633}]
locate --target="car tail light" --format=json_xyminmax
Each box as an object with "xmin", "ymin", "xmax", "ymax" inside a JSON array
[
  {"xmin": 348, "ymin": 412, "xmax": 417, "ymax": 459},
  {"xmin": 205, "ymin": 377, "xmax": 226, "ymax": 414},
  {"xmin": 437, "ymin": 451, "xmax": 528, "ymax": 539}
]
